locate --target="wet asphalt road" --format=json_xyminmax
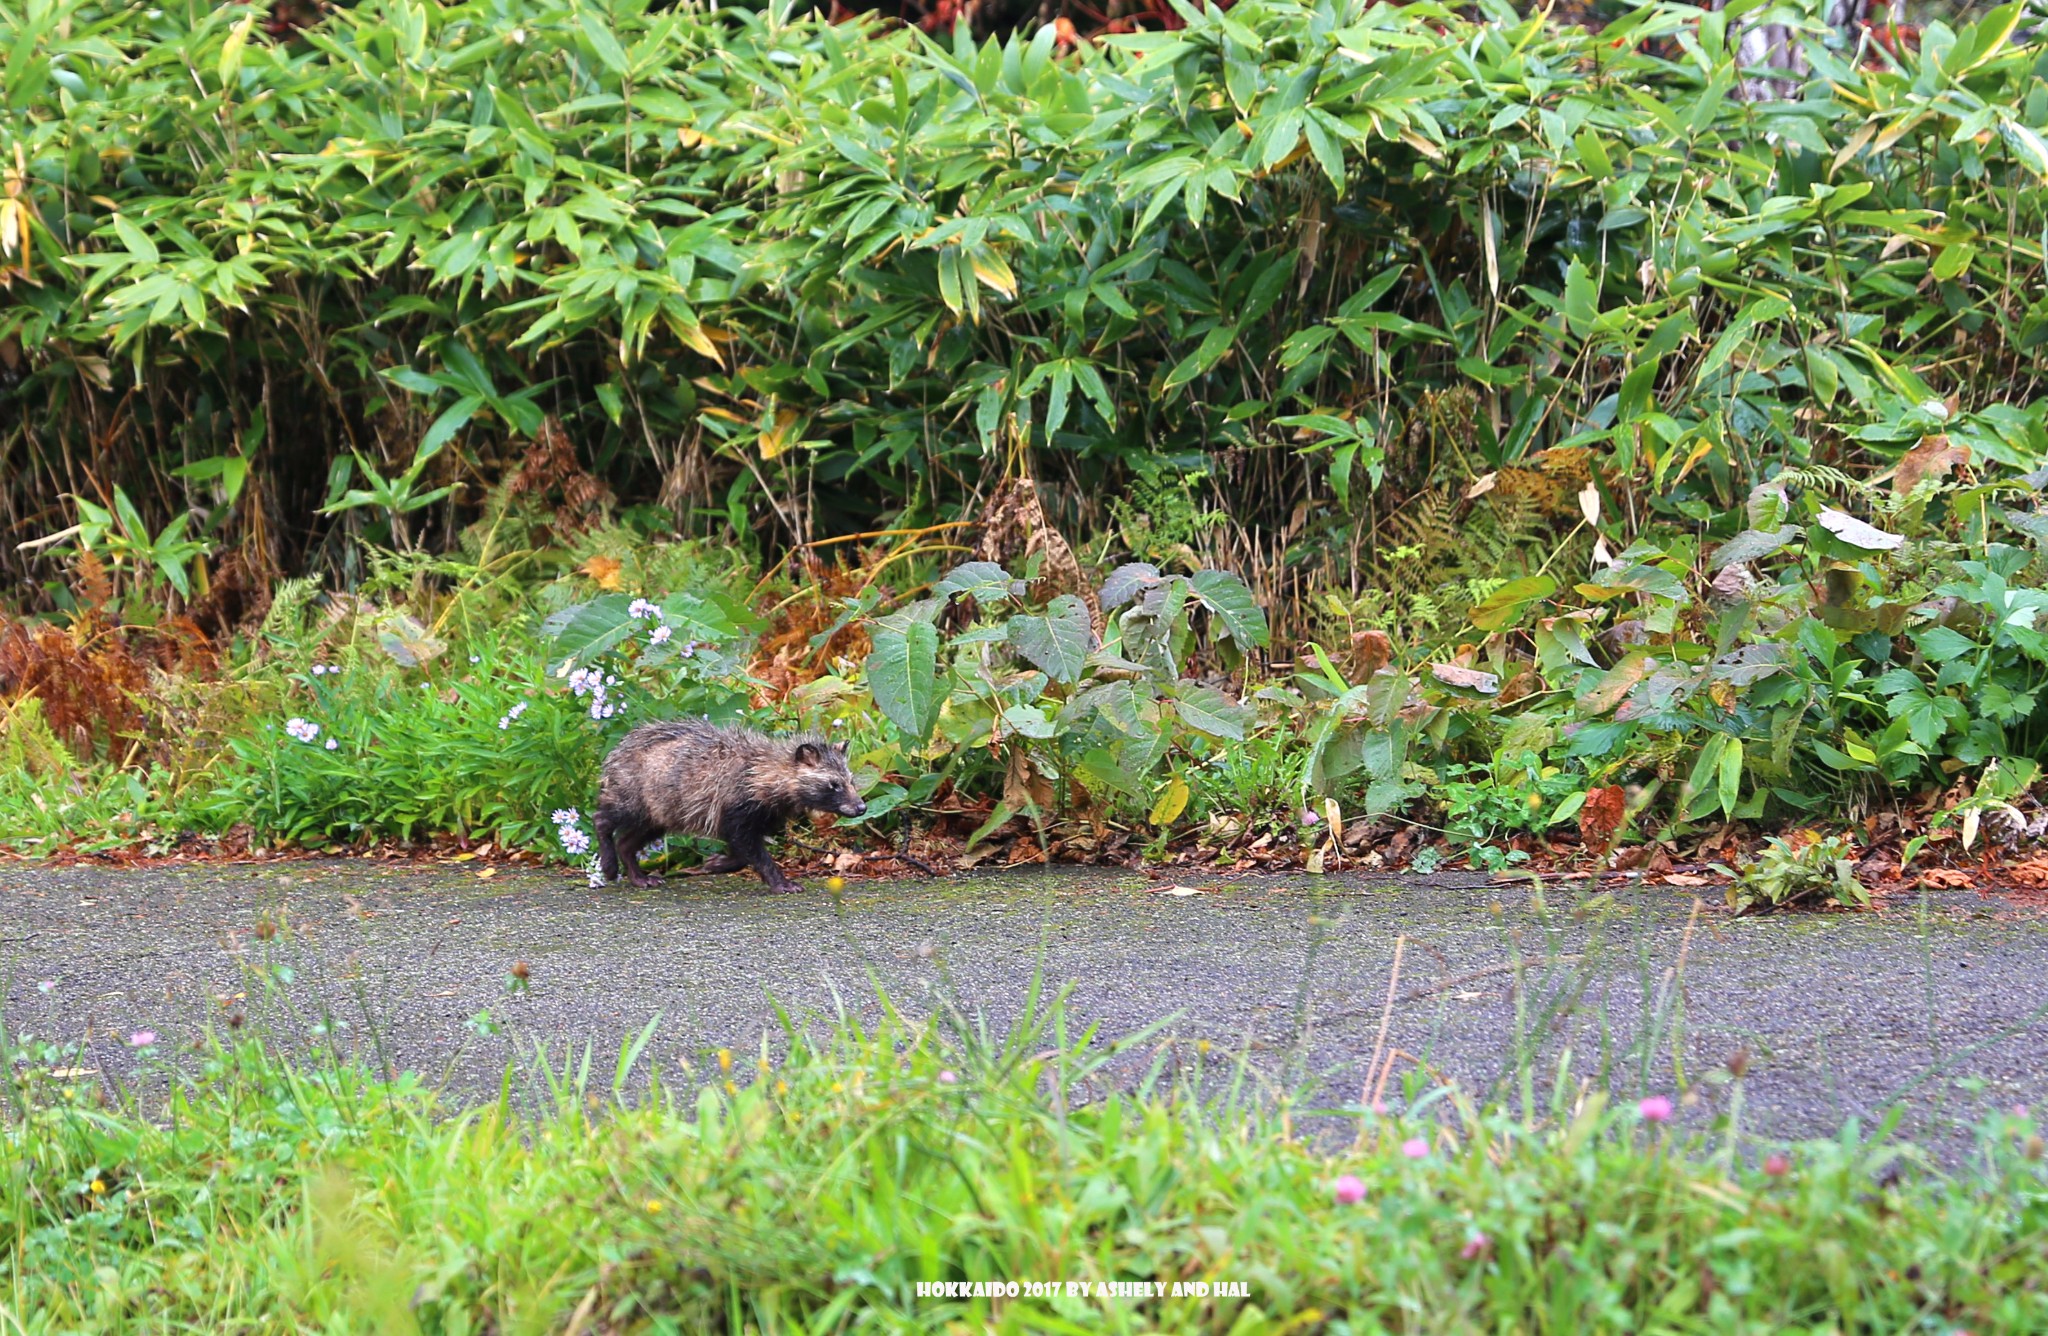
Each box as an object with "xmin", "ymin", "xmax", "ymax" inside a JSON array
[{"xmin": 4, "ymin": 858, "xmax": 2047, "ymax": 1149}]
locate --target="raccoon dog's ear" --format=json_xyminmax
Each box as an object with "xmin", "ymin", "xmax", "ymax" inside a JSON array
[{"xmin": 794, "ymin": 742, "xmax": 823, "ymax": 766}]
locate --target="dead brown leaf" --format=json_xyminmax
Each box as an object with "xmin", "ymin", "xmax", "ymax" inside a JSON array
[
  {"xmin": 581, "ymin": 554, "xmax": 624, "ymax": 591},
  {"xmin": 1893, "ymin": 435, "xmax": 1969, "ymax": 497},
  {"xmin": 1002, "ymin": 744, "xmax": 1055, "ymax": 814},
  {"xmin": 1578, "ymin": 786, "xmax": 1627, "ymax": 857},
  {"xmin": 2007, "ymin": 859, "xmax": 2048, "ymax": 889},
  {"xmin": 1349, "ymin": 628, "xmax": 1393, "ymax": 680}
]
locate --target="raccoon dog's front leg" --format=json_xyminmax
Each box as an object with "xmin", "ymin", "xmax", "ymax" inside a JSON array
[
  {"xmin": 595, "ymin": 808, "xmax": 622, "ymax": 882},
  {"xmin": 722, "ymin": 809, "xmax": 800, "ymax": 893},
  {"xmin": 597, "ymin": 805, "xmax": 662, "ymax": 886}
]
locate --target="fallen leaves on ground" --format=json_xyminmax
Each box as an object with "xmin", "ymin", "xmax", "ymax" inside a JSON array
[{"xmin": 2007, "ymin": 859, "xmax": 2048, "ymax": 889}]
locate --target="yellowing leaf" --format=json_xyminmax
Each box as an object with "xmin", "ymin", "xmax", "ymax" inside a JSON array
[
  {"xmin": 1398, "ymin": 128, "xmax": 1444, "ymax": 161},
  {"xmin": 758, "ymin": 408, "xmax": 802, "ymax": 460},
  {"xmin": 581, "ymin": 554, "xmax": 624, "ymax": 590},
  {"xmin": 664, "ymin": 312, "xmax": 724, "ymax": 364},
  {"xmin": 0, "ymin": 199, "xmax": 23, "ymax": 258},
  {"xmin": 969, "ymin": 247, "xmax": 1017, "ymax": 300},
  {"xmin": 218, "ymin": 11, "xmax": 257, "ymax": 88},
  {"xmin": 1149, "ymin": 776, "xmax": 1191, "ymax": 826}
]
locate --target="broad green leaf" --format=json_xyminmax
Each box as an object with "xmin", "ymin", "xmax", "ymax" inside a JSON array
[
  {"xmin": 1564, "ymin": 259, "xmax": 1598, "ymax": 337},
  {"xmin": 1163, "ymin": 325, "xmax": 1236, "ymax": 392},
  {"xmin": 1007, "ymin": 594, "xmax": 1092, "ymax": 683},
  {"xmin": 1717, "ymin": 737, "xmax": 1742, "ymax": 819},
  {"xmin": 1171, "ymin": 682, "xmax": 1248, "ymax": 741},
  {"xmin": 577, "ymin": 12, "xmax": 631, "ymax": 75},
  {"xmin": 1710, "ymin": 526, "xmax": 1801, "ymax": 571},
  {"xmin": 419, "ymin": 395, "xmax": 483, "ymax": 460},
  {"xmin": 935, "ymin": 560, "xmax": 1016, "ymax": 605},
  {"xmin": 540, "ymin": 595, "xmax": 642, "ymax": 667},
  {"xmin": 1191, "ymin": 569, "xmax": 1268, "ymax": 648},
  {"xmin": 868, "ymin": 620, "xmax": 942, "ymax": 742},
  {"xmin": 1469, "ymin": 575, "xmax": 1556, "ymax": 632},
  {"xmin": 112, "ymin": 215, "xmax": 158, "ymax": 264}
]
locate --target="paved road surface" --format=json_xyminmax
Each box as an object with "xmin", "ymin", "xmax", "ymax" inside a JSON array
[{"xmin": 5, "ymin": 859, "xmax": 2046, "ymax": 1150}]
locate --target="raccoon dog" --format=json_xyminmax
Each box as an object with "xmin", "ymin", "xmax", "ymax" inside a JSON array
[{"xmin": 594, "ymin": 719, "xmax": 866, "ymax": 893}]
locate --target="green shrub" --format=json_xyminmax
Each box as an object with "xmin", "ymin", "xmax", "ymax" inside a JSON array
[
  {"xmin": 1722, "ymin": 833, "xmax": 1871, "ymax": 913},
  {"xmin": 5, "ymin": 0, "xmax": 2044, "ymax": 604}
]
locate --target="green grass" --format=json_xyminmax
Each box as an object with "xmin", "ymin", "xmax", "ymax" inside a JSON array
[{"xmin": 5, "ymin": 990, "xmax": 2047, "ymax": 1333}]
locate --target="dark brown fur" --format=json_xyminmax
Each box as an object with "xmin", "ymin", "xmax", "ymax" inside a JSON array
[{"xmin": 594, "ymin": 719, "xmax": 864, "ymax": 893}]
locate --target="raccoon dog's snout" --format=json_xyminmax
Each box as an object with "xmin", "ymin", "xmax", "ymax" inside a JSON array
[{"xmin": 841, "ymin": 794, "xmax": 868, "ymax": 817}]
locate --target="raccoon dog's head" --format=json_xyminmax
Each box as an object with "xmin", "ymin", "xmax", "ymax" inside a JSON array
[{"xmin": 793, "ymin": 740, "xmax": 866, "ymax": 817}]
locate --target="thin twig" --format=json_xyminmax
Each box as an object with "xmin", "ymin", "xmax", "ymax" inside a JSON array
[
  {"xmin": 1364, "ymin": 935, "xmax": 1405, "ymax": 1117},
  {"xmin": 796, "ymin": 521, "xmax": 975, "ymax": 550}
]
